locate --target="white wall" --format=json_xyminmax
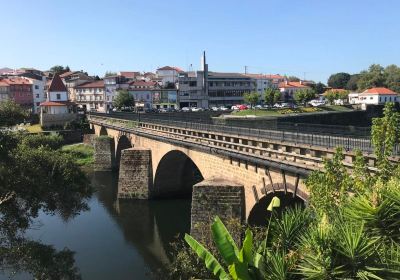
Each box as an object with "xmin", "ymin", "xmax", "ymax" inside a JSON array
[
  {"xmin": 49, "ymin": 91, "xmax": 68, "ymax": 102},
  {"xmin": 30, "ymin": 78, "xmax": 46, "ymax": 113},
  {"xmin": 359, "ymin": 94, "xmax": 398, "ymax": 105}
]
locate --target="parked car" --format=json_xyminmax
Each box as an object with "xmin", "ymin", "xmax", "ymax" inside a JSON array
[
  {"xmin": 181, "ymin": 107, "xmax": 191, "ymax": 112},
  {"xmin": 309, "ymin": 100, "xmax": 325, "ymax": 107},
  {"xmin": 255, "ymin": 105, "xmax": 262, "ymax": 109},
  {"xmin": 211, "ymin": 106, "xmax": 220, "ymax": 111},
  {"xmin": 191, "ymin": 107, "xmax": 201, "ymax": 112},
  {"xmin": 273, "ymin": 103, "xmax": 282, "ymax": 108},
  {"xmin": 231, "ymin": 105, "xmax": 239, "ymax": 110},
  {"xmin": 219, "ymin": 106, "xmax": 229, "ymax": 111},
  {"xmin": 238, "ymin": 104, "xmax": 248, "ymax": 110}
]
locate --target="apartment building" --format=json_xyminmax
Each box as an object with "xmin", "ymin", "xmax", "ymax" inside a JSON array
[
  {"xmin": 1, "ymin": 77, "xmax": 33, "ymax": 110},
  {"xmin": 60, "ymin": 71, "xmax": 93, "ymax": 102},
  {"xmin": 104, "ymin": 75, "xmax": 129, "ymax": 111},
  {"xmin": 75, "ymin": 80, "xmax": 106, "ymax": 112},
  {"xmin": 0, "ymin": 80, "xmax": 9, "ymax": 102},
  {"xmin": 278, "ymin": 80, "xmax": 311, "ymax": 102},
  {"xmin": 156, "ymin": 66, "xmax": 183, "ymax": 86}
]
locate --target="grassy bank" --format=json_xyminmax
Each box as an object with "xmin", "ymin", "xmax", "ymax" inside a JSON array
[{"xmin": 61, "ymin": 143, "xmax": 94, "ymax": 166}]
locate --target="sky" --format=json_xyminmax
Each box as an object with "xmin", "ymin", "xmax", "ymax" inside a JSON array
[{"xmin": 1, "ymin": 0, "xmax": 399, "ymax": 83}]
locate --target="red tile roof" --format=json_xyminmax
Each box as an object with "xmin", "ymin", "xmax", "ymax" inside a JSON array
[
  {"xmin": 2, "ymin": 77, "xmax": 32, "ymax": 85},
  {"xmin": 48, "ymin": 74, "xmax": 67, "ymax": 92},
  {"xmin": 0, "ymin": 80, "xmax": 10, "ymax": 87},
  {"xmin": 119, "ymin": 71, "xmax": 140, "ymax": 79},
  {"xmin": 360, "ymin": 87, "xmax": 397, "ymax": 95},
  {"xmin": 157, "ymin": 66, "xmax": 183, "ymax": 72},
  {"xmin": 278, "ymin": 81, "xmax": 309, "ymax": 89},
  {"xmin": 75, "ymin": 80, "xmax": 104, "ymax": 88}
]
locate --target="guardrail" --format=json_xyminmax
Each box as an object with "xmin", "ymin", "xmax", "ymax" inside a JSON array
[{"xmin": 89, "ymin": 112, "xmax": 400, "ymax": 156}]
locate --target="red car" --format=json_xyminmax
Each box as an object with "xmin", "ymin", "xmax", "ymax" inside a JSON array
[{"xmin": 239, "ymin": 104, "xmax": 248, "ymax": 110}]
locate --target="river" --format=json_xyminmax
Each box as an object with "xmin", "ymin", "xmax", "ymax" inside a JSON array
[{"xmin": 2, "ymin": 171, "xmax": 191, "ymax": 280}]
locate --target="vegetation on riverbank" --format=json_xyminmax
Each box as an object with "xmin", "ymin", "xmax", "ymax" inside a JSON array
[
  {"xmin": 163, "ymin": 103, "xmax": 400, "ymax": 280},
  {"xmin": 0, "ymin": 105, "xmax": 93, "ymax": 279},
  {"xmin": 231, "ymin": 106, "xmax": 349, "ymax": 117},
  {"xmin": 61, "ymin": 143, "xmax": 94, "ymax": 167}
]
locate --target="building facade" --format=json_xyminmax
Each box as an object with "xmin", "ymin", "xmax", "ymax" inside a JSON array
[
  {"xmin": 40, "ymin": 74, "xmax": 77, "ymax": 127},
  {"xmin": 278, "ymin": 81, "xmax": 311, "ymax": 102},
  {"xmin": 2, "ymin": 77, "xmax": 33, "ymax": 111},
  {"xmin": 0, "ymin": 81, "xmax": 9, "ymax": 102},
  {"xmin": 156, "ymin": 66, "xmax": 183, "ymax": 86},
  {"xmin": 357, "ymin": 87, "xmax": 398, "ymax": 106},
  {"xmin": 75, "ymin": 80, "xmax": 106, "ymax": 112}
]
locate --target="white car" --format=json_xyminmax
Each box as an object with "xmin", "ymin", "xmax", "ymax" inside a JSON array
[
  {"xmin": 231, "ymin": 105, "xmax": 239, "ymax": 110},
  {"xmin": 211, "ymin": 106, "xmax": 219, "ymax": 111},
  {"xmin": 191, "ymin": 107, "xmax": 201, "ymax": 112},
  {"xmin": 219, "ymin": 106, "xmax": 229, "ymax": 111},
  {"xmin": 181, "ymin": 107, "xmax": 191, "ymax": 112},
  {"xmin": 255, "ymin": 105, "xmax": 262, "ymax": 109},
  {"xmin": 273, "ymin": 103, "xmax": 282, "ymax": 108},
  {"xmin": 309, "ymin": 100, "xmax": 325, "ymax": 107}
]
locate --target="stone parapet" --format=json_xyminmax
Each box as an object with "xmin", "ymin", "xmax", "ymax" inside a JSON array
[
  {"xmin": 118, "ymin": 148, "xmax": 153, "ymax": 199},
  {"xmin": 191, "ymin": 177, "xmax": 244, "ymax": 241}
]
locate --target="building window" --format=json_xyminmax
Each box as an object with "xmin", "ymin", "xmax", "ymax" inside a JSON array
[
  {"xmin": 56, "ymin": 94, "xmax": 61, "ymax": 100},
  {"xmin": 36, "ymin": 94, "xmax": 39, "ymax": 98},
  {"xmin": 35, "ymin": 85, "xmax": 39, "ymax": 89}
]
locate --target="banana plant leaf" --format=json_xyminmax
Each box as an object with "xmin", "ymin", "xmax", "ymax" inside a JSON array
[{"xmin": 211, "ymin": 216, "xmax": 240, "ymax": 265}]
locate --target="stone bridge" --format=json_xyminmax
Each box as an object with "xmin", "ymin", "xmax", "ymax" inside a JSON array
[{"xmin": 88, "ymin": 114, "xmax": 391, "ymax": 236}]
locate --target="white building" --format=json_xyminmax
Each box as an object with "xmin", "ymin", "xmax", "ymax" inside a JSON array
[
  {"xmin": 357, "ymin": 87, "xmax": 398, "ymax": 106},
  {"xmin": 27, "ymin": 77, "xmax": 46, "ymax": 113},
  {"xmin": 40, "ymin": 74, "xmax": 77, "ymax": 127},
  {"xmin": 278, "ymin": 81, "xmax": 311, "ymax": 102},
  {"xmin": 156, "ymin": 66, "xmax": 183, "ymax": 86},
  {"xmin": 75, "ymin": 80, "xmax": 106, "ymax": 112}
]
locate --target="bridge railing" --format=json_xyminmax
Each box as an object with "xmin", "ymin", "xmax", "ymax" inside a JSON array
[{"xmin": 89, "ymin": 112, "xmax": 400, "ymax": 156}]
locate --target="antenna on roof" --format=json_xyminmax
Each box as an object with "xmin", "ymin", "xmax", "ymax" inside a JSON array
[{"xmin": 244, "ymin": 66, "xmax": 248, "ymax": 74}]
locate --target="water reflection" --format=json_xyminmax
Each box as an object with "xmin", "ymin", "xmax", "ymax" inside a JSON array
[{"xmin": 1, "ymin": 171, "xmax": 191, "ymax": 280}]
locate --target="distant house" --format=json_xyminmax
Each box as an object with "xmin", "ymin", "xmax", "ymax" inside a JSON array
[
  {"xmin": 0, "ymin": 80, "xmax": 9, "ymax": 102},
  {"xmin": 40, "ymin": 74, "xmax": 77, "ymax": 127},
  {"xmin": 357, "ymin": 87, "xmax": 398, "ymax": 106},
  {"xmin": 1, "ymin": 77, "xmax": 33, "ymax": 111},
  {"xmin": 75, "ymin": 80, "xmax": 106, "ymax": 112},
  {"xmin": 278, "ymin": 81, "xmax": 310, "ymax": 102},
  {"xmin": 156, "ymin": 66, "xmax": 183, "ymax": 86}
]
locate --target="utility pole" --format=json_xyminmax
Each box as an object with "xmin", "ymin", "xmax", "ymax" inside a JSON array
[{"xmin": 244, "ymin": 66, "xmax": 248, "ymax": 74}]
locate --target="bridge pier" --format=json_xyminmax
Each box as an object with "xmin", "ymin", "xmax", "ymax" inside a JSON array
[
  {"xmin": 93, "ymin": 136, "xmax": 115, "ymax": 171},
  {"xmin": 190, "ymin": 177, "xmax": 245, "ymax": 242},
  {"xmin": 118, "ymin": 148, "xmax": 153, "ymax": 199}
]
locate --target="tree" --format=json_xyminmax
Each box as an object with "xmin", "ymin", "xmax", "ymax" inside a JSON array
[
  {"xmin": 105, "ymin": 71, "xmax": 117, "ymax": 77},
  {"xmin": 327, "ymin": 72, "xmax": 351, "ymax": 89},
  {"xmin": 293, "ymin": 89, "xmax": 315, "ymax": 106},
  {"xmin": 0, "ymin": 132, "xmax": 92, "ymax": 278},
  {"xmin": 243, "ymin": 92, "xmax": 260, "ymax": 108},
  {"xmin": 371, "ymin": 102, "xmax": 400, "ymax": 182},
  {"xmin": 345, "ymin": 74, "xmax": 360, "ymax": 91},
  {"xmin": 49, "ymin": 65, "xmax": 69, "ymax": 75},
  {"xmin": 287, "ymin": 76, "xmax": 300, "ymax": 82},
  {"xmin": 324, "ymin": 90, "xmax": 338, "ymax": 105},
  {"xmin": 384, "ymin": 64, "xmax": 400, "ymax": 93},
  {"xmin": 0, "ymin": 99, "xmax": 28, "ymax": 127},
  {"xmin": 357, "ymin": 64, "xmax": 386, "ymax": 91},
  {"xmin": 311, "ymin": 82, "xmax": 326, "ymax": 95},
  {"xmin": 113, "ymin": 89, "xmax": 135, "ymax": 109},
  {"xmin": 263, "ymin": 88, "xmax": 281, "ymax": 106}
]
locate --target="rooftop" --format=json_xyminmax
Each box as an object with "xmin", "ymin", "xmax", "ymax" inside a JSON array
[
  {"xmin": 75, "ymin": 80, "xmax": 105, "ymax": 88},
  {"xmin": 278, "ymin": 81, "xmax": 309, "ymax": 88},
  {"xmin": 360, "ymin": 87, "xmax": 397, "ymax": 95},
  {"xmin": 157, "ymin": 66, "xmax": 184, "ymax": 72},
  {"xmin": 48, "ymin": 74, "xmax": 67, "ymax": 92}
]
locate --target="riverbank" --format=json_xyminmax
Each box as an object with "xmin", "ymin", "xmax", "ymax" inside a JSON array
[{"xmin": 61, "ymin": 143, "xmax": 94, "ymax": 167}]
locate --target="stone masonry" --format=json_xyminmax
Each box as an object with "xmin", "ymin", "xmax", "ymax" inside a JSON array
[
  {"xmin": 93, "ymin": 136, "xmax": 115, "ymax": 171},
  {"xmin": 118, "ymin": 148, "xmax": 153, "ymax": 199},
  {"xmin": 190, "ymin": 177, "xmax": 245, "ymax": 241}
]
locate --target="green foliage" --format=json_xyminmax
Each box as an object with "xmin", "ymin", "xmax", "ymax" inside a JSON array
[
  {"xmin": 0, "ymin": 100, "xmax": 28, "ymax": 127},
  {"xmin": 371, "ymin": 102, "xmax": 400, "ymax": 182},
  {"xmin": 61, "ymin": 143, "xmax": 94, "ymax": 166},
  {"xmin": 345, "ymin": 74, "xmax": 361, "ymax": 91},
  {"xmin": 19, "ymin": 133, "xmax": 63, "ymax": 150},
  {"xmin": 305, "ymin": 147, "xmax": 352, "ymax": 219},
  {"xmin": 0, "ymin": 131, "xmax": 92, "ymax": 278},
  {"xmin": 384, "ymin": 64, "xmax": 400, "ymax": 93},
  {"xmin": 263, "ymin": 88, "xmax": 281, "ymax": 106},
  {"xmin": 113, "ymin": 89, "xmax": 135, "ymax": 109},
  {"xmin": 104, "ymin": 71, "xmax": 117, "ymax": 77},
  {"xmin": 324, "ymin": 89, "xmax": 349, "ymax": 105},
  {"xmin": 357, "ymin": 64, "xmax": 386, "ymax": 91},
  {"xmin": 293, "ymin": 88, "xmax": 315, "ymax": 105},
  {"xmin": 49, "ymin": 65, "xmax": 69, "ymax": 75},
  {"xmin": 243, "ymin": 92, "xmax": 260, "ymax": 108},
  {"xmin": 287, "ymin": 76, "xmax": 300, "ymax": 82},
  {"xmin": 312, "ymin": 82, "xmax": 326, "ymax": 95},
  {"xmin": 327, "ymin": 72, "xmax": 351, "ymax": 89}
]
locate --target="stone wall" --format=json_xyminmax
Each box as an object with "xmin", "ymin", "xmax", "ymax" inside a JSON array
[
  {"xmin": 118, "ymin": 148, "xmax": 153, "ymax": 199},
  {"xmin": 83, "ymin": 134, "xmax": 96, "ymax": 146},
  {"xmin": 190, "ymin": 178, "xmax": 244, "ymax": 241},
  {"xmin": 93, "ymin": 136, "xmax": 115, "ymax": 171},
  {"xmin": 40, "ymin": 113, "xmax": 78, "ymax": 127}
]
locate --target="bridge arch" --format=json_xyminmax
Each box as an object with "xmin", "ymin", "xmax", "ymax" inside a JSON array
[
  {"xmin": 116, "ymin": 135, "xmax": 133, "ymax": 168},
  {"xmin": 99, "ymin": 126, "xmax": 108, "ymax": 136},
  {"xmin": 247, "ymin": 183, "xmax": 307, "ymax": 226},
  {"xmin": 152, "ymin": 150, "xmax": 204, "ymax": 198}
]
